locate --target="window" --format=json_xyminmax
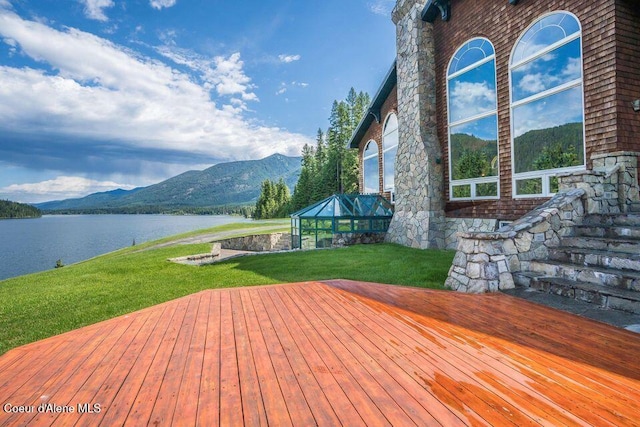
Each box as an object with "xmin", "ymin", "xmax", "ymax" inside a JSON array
[
  {"xmin": 362, "ymin": 140, "xmax": 379, "ymax": 194},
  {"xmin": 382, "ymin": 113, "xmax": 398, "ymax": 193},
  {"xmin": 510, "ymin": 12, "xmax": 585, "ymax": 197},
  {"xmin": 447, "ymin": 37, "xmax": 499, "ymax": 200}
]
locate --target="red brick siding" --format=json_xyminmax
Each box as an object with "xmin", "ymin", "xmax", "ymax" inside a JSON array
[
  {"xmin": 356, "ymin": 84, "xmax": 398, "ymax": 202},
  {"xmin": 615, "ymin": 0, "xmax": 640, "ymax": 152},
  {"xmin": 434, "ymin": 0, "xmax": 621, "ymax": 220}
]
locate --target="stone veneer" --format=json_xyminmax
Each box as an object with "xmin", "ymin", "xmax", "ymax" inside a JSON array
[
  {"xmin": 445, "ymin": 189, "xmax": 586, "ymax": 293},
  {"xmin": 444, "ymin": 218, "xmax": 499, "ymax": 250},
  {"xmin": 386, "ymin": 0, "xmax": 445, "ymax": 249},
  {"xmin": 559, "ymin": 152, "xmax": 640, "ymax": 214},
  {"xmin": 216, "ymin": 233, "xmax": 291, "ymax": 252}
]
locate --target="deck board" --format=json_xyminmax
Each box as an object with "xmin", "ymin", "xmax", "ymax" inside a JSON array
[{"xmin": 1, "ymin": 280, "xmax": 639, "ymax": 426}]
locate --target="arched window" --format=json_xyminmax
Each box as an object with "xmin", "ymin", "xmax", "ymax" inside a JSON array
[
  {"xmin": 382, "ymin": 113, "xmax": 398, "ymax": 193},
  {"xmin": 363, "ymin": 140, "xmax": 379, "ymax": 194},
  {"xmin": 447, "ymin": 37, "xmax": 499, "ymax": 200},
  {"xmin": 510, "ymin": 12, "xmax": 585, "ymax": 197}
]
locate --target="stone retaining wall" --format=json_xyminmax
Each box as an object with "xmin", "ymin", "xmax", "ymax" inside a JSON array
[{"xmin": 216, "ymin": 233, "xmax": 290, "ymax": 252}]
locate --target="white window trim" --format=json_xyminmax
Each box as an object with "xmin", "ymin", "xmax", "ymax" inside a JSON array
[
  {"xmin": 381, "ymin": 112, "xmax": 398, "ymax": 193},
  {"xmin": 509, "ymin": 11, "xmax": 587, "ymax": 199},
  {"xmin": 447, "ymin": 37, "xmax": 500, "ymax": 201},
  {"xmin": 362, "ymin": 139, "xmax": 379, "ymax": 195}
]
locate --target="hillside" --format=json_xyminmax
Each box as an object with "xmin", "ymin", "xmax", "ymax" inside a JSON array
[
  {"xmin": 514, "ymin": 122, "xmax": 584, "ymax": 173},
  {"xmin": 0, "ymin": 200, "xmax": 42, "ymax": 219},
  {"xmin": 37, "ymin": 154, "xmax": 301, "ymax": 213}
]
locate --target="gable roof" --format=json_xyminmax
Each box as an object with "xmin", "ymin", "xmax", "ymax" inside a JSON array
[{"xmin": 347, "ymin": 61, "xmax": 397, "ymax": 149}]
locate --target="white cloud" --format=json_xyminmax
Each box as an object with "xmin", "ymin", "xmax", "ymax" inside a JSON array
[
  {"xmin": 562, "ymin": 57, "xmax": 582, "ymax": 79},
  {"xmin": 156, "ymin": 46, "xmax": 258, "ymax": 104},
  {"xmin": 450, "ymin": 81, "xmax": 495, "ymax": 119},
  {"xmin": 275, "ymin": 81, "xmax": 308, "ymax": 96},
  {"xmin": 278, "ymin": 54, "xmax": 300, "ymax": 63},
  {"xmin": 517, "ymin": 73, "xmax": 549, "ymax": 94},
  {"xmin": 0, "ymin": 9, "xmax": 309, "ymax": 165},
  {"xmin": 78, "ymin": 0, "xmax": 114, "ymax": 22},
  {"xmin": 1, "ymin": 176, "xmax": 135, "ymax": 199},
  {"xmin": 213, "ymin": 52, "xmax": 258, "ymax": 100},
  {"xmin": 368, "ymin": 0, "xmax": 395, "ymax": 16},
  {"xmin": 150, "ymin": 0, "xmax": 177, "ymax": 10}
]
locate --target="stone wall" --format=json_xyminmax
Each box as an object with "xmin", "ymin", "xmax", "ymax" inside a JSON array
[
  {"xmin": 445, "ymin": 189, "xmax": 586, "ymax": 293},
  {"xmin": 217, "ymin": 233, "xmax": 290, "ymax": 252},
  {"xmin": 444, "ymin": 218, "xmax": 499, "ymax": 250},
  {"xmin": 332, "ymin": 232, "xmax": 386, "ymax": 247},
  {"xmin": 386, "ymin": 0, "xmax": 445, "ymax": 249},
  {"xmin": 559, "ymin": 151, "xmax": 640, "ymax": 214}
]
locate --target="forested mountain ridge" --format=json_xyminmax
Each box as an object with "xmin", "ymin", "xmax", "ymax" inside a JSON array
[
  {"xmin": 36, "ymin": 154, "xmax": 301, "ymax": 213},
  {"xmin": 514, "ymin": 122, "xmax": 584, "ymax": 173},
  {"xmin": 0, "ymin": 200, "xmax": 42, "ymax": 219}
]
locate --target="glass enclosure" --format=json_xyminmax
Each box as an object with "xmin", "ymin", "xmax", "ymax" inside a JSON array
[{"xmin": 290, "ymin": 194, "xmax": 394, "ymax": 250}]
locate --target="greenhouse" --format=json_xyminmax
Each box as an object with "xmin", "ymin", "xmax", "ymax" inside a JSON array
[{"xmin": 290, "ymin": 194, "xmax": 394, "ymax": 250}]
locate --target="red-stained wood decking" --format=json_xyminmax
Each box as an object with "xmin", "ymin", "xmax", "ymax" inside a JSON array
[{"xmin": 0, "ymin": 280, "xmax": 639, "ymax": 426}]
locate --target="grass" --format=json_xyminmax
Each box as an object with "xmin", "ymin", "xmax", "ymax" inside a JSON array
[{"xmin": 0, "ymin": 222, "xmax": 454, "ymax": 355}]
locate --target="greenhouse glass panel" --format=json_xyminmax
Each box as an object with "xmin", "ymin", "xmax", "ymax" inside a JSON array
[{"xmin": 290, "ymin": 194, "xmax": 393, "ymax": 249}]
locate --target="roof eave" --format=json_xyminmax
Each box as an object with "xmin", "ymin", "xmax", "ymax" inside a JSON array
[{"xmin": 347, "ymin": 61, "xmax": 397, "ymax": 149}]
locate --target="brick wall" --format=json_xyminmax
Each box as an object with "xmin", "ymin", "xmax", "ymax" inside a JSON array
[
  {"xmin": 357, "ymin": 84, "xmax": 398, "ymax": 201},
  {"xmin": 433, "ymin": 0, "xmax": 621, "ymax": 220},
  {"xmin": 615, "ymin": 0, "xmax": 640, "ymax": 152}
]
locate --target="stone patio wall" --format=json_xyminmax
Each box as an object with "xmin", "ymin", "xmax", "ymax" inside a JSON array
[{"xmin": 445, "ymin": 189, "xmax": 586, "ymax": 293}]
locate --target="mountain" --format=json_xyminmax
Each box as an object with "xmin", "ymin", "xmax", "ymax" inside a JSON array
[
  {"xmin": 514, "ymin": 122, "xmax": 584, "ymax": 173},
  {"xmin": 0, "ymin": 200, "xmax": 42, "ymax": 219},
  {"xmin": 36, "ymin": 154, "xmax": 301, "ymax": 213}
]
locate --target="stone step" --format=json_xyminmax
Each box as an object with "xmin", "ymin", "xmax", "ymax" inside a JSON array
[
  {"xmin": 560, "ymin": 236, "xmax": 640, "ymax": 253},
  {"xmin": 548, "ymin": 247, "xmax": 640, "ymax": 272},
  {"xmin": 573, "ymin": 224, "xmax": 640, "ymax": 239},
  {"xmin": 583, "ymin": 213, "xmax": 640, "ymax": 227},
  {"xmin": 528, "ymin": 259, "xmax": 640, "ymax": 291},
  {"xmin": 526, "ymin": 276, "xmax": 640, "ymax": 314}
]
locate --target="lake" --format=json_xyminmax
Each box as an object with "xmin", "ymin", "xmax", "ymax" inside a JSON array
[{"xmin": 0, "ymin": 214, "xmax": 249, "ymax": 281}]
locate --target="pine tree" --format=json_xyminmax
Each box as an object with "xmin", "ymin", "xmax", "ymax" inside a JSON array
[{"xmin": 290, "ymin": 87, "xmax": 370, "ymax": 209}]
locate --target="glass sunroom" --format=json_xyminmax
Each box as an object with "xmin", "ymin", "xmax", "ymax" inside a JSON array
[{"xmin": 290, "ymin": 194, "xmax": 394, "ymax": 250}]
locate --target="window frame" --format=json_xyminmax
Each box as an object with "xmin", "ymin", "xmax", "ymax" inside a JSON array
[
  {"xmin": 381, "ymin": 112, "xmax": 398, "ymax": 194},
  {"xmin": 362, "ymin": 139, "xmax": 380, "ymax": 194},
  {"xmin": 509, "ymin": 11, "xmax": 587, "ymax": 199},
  {"xmin": 446, "ymin": 37, "xmax": 500, "ymax": 201}
]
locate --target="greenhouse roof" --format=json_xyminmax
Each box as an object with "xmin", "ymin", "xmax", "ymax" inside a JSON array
[{"xmin": 291, "ymin": 194, "xmax": 394, "ymax": 219}]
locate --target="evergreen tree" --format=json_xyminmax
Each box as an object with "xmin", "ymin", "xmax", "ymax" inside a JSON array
[
  {"xmin": 290, "ymin": 87, "xmax": 370, "ymax": 210},
  {"xmin": 0, "ymin": 200, "xmax": 42, "ymax": 219},
  {"xmin": 254, "ymin": 179, "xmax": 292, "ymax": 219}
]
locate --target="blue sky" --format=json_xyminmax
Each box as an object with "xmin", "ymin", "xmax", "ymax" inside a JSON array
[{"xmin": 0, "ymin": 0, "xmax": 396, "ymax": 203}]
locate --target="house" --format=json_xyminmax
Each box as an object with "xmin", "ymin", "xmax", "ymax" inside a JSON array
[{"xmin": 349, "ymin": 0, "xmax": 640, "ymax": 303}]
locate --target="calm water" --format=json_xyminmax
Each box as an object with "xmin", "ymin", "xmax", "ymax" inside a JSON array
[{"xmin": 0, "ymin": 214, "xmax": 248, "ymax": 281}]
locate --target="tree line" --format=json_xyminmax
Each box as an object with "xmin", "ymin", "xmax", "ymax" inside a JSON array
[
  {"xmin": 42, "ymin": 204, "xmax": 254, "ymax": 217},
  {"xmin": 0, "ymin": 200, "xmax": 42, "ymax": 219},
  {"xmin": 255, "ymin": 88, "xmax": 370, "ymax": 219}
]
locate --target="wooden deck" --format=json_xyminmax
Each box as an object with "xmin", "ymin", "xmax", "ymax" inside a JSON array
[{"xmin": 0, "ymin": 280, "xmax": 639, "ymax": 426}]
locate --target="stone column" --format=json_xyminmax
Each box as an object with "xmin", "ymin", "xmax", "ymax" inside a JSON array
[{"xmin": 386, "ymin": 0, "xmax": 445, "ymax": 249}]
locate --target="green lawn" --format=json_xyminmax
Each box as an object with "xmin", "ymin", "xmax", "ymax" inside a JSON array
[{"xmin": 0, "ymin": 224, "xmax": 454, "ymax": 355}]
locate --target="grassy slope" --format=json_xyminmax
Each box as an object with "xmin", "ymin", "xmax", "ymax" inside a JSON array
[{"xmin": 0, "ymin": 222, "xmax": 454, "ymax": 355}]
